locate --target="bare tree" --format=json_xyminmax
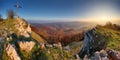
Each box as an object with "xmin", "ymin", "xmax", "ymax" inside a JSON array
[
  {"xmin": 7, "ymin": 9, "xmax": 14, "ymax": 19},
  {"xmin": 0, "ymin": 14, "xmax": 3, "ymax": 20}
]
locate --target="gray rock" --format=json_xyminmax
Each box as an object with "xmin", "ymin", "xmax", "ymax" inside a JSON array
[
  {"xmin": 90, "ymin": 50, "xmax": 109, "ymax": 60},
  {"xmin": 45, "ymin": 44, "xmax": 53, "ymax": 48},
  {"xmin": 78, "ymin": 29, "xmax": 107, "ymax": 58},
  {"xmin": 100, "ymin": 50, "xmax": 107, "ymax": 57},
  {"xmin": 63, "ymin": 45, "xmax": 70, "ymax": 52}
]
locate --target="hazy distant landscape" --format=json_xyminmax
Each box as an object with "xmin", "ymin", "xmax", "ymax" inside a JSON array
[{"xmin": 30, "ymin": 21, "xmax": 94, "ymax": 46}]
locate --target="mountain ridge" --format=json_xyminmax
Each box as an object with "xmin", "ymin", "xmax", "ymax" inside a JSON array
[{"xmin": 0, "ymin": 18, "xmax": 75, "ymax": 60}]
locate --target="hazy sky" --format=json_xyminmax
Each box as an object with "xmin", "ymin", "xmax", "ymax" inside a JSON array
[{"xmin": 0, "ymin": 0, "xmax": 120, "ymax": 21}]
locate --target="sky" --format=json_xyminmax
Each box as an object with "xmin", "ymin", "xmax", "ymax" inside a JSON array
[{"xmin": 0, "ymin": 0, "xmax": 120, "ymax": 21}]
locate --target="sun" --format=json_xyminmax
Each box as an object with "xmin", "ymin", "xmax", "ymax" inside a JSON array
[{"xmin": 100, "ymin": 16, "xmax": 110, "ymax": 22}]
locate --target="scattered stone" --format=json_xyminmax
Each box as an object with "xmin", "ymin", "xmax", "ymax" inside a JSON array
[
  {"xmin": 107, "ymin": 50, "xmax": 120, "ymax": 60},
  {"xmin": 101, "ymin": 56, "xmax": 109, "ymax": 60},
  {"xmin": 83, "ymin": 55, "xmax": 89, "ymax": 60},
  {"xmin": 93, "ymin": 51, "xmax": 101, "ymax": 60},
  {"xmin": 63, "ymin": 45, "xmax": 70, "ymax": 52},
  {"xmin": 53, "ymin": 42, "xmax": 62, "ymax": 49},
  {"xmin": 74, "ymin": 54, "xmax": 81, "ymax": 60},
  {"xmin": 45, "ymin": 44, "xmax": 53, "ymax": 48},
  {"xmin": 100, "ymin": 49, "xmax": 107, "ymax": 57},
  {"xmin": 39, "ymin": 43, "xmax": 45, "ymax": 49},
  {"xmin": 57, "ymin": 42, "xmax": 62, "ymax": 47}
]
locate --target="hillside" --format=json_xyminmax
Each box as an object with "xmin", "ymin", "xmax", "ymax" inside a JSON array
[
  {"xmin": 31, "ymin": 31, "xmax": 47, "ymax": 43},
  {"xmin": 0, "ymin": 18, "xmax": 74, "ymax": 60},
  {"xmin": 96, "ymin": 25, "xmax": 120, "ymax": 51},
  {"xmin": 77, "ymin": 24, "xmax": 120, "ymax": 59}
]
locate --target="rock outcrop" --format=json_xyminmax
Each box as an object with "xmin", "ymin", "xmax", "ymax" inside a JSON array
[
  {"xmin": 18, "ymin": 41, "xmax": 35, "ymax": 52},
  {"xmin": 0, "ymin": 18, "xmax": 31, "ymax": 38},
  {"xmin": 15, "ymin": 18, "xmax": 31, "ymax": 37},
  {"xmin": 5, "ymin": 44, "xmax": 21, "ymax": 60},
  {"xmin": 78, "ymin": 28, "xmax": 107, "ymax": 59}
]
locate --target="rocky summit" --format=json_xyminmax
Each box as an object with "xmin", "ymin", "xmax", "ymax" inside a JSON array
[{"xmin": 0, "ymin": 18, "xmax": 74, "ymax": 60}]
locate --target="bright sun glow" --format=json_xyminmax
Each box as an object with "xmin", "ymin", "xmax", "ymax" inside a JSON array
[
  {"xmin": 100, "ymin": 16, "xmax": 111, "ymax": 22},
  {"xmin": 82, "ymin": 2, "xmax": 119, "ymax": 24}
]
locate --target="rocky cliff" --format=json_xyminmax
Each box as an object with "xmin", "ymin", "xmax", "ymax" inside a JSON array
[{"xmin": 0, "ymin": 18, "xmax": 35, "ymax": 60}]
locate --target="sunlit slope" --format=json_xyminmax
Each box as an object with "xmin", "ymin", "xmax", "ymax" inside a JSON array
[
  {"xmin": 96, "ymin": 26, "xmax": 120, "ymax": 51},
  {"xmin": 31, "ymin": 31, "xmax": 47, "ymax": 43},
  {"xmin": 0, "ymin": 18, "xmax": 46, "ymax": 43},
  {"xmin": 0, "ymin": 18, "xmax": 29, "ymax": 37}
]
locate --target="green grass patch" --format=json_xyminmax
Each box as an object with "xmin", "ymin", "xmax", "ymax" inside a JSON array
[{"xmin": 96, "ymin": 26, "xmax": 120, "ymax": 51}]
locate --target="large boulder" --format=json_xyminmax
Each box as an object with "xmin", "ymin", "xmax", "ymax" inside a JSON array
[
  {"xmin": 5, "ymin": 44, "xmax": 21, "ymax": 60},
  {"xmin": 78, "ymin": 28, "xmax": 106, "ymax": 58},
  {"xmin": 18, "ymin": 41, "xmax": 35, "ymax": 52}
]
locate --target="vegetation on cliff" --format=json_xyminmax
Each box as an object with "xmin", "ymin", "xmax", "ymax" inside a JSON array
[
  {"xmin": 78, "ymin": 22, "xmax": 120, "ymax": 59},
  {"xmin": 0, "ymin": 18, "xmax": 74, "ymax": 60}
]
